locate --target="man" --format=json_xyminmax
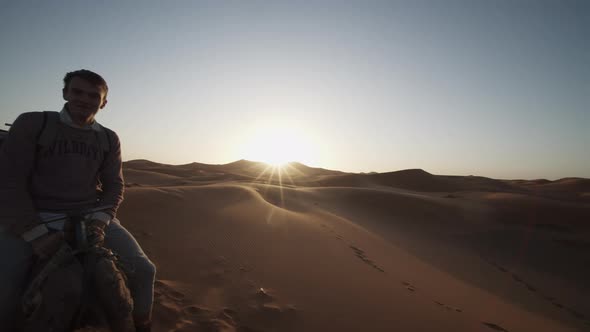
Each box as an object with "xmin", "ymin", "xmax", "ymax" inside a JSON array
[{"xmin": 0, "ymin": 70, "xmax": 156, "ymax": 332}]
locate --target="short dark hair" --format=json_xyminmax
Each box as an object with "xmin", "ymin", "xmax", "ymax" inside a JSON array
[{"xmin": 63, "ymin": 69, "xmax": 109, "ymax": 96}]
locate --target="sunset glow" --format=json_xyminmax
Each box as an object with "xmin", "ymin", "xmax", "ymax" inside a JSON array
[
  {"xmin": 1, "ymin": 1, "xmax": 587, "ymax": 179},
  {"xmin": 240, "ymin": 122, "xmax": 316, "ymax": 167}
]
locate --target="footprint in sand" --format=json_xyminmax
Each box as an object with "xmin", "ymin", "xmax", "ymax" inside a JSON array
[
  {"xmin": 482, "ymin": 262, "xmax": 590, "ymax": 325},
  {"xmin": 318, "ymin": 223, "xmax": 345, "ymax": 242},
  {"xmin": 484, "ymin": 258, "xmax": 544, "ymax": 298},
  {"xmin": 255, "ymin": 287, "xmax": 274, "ymax": 303},
  {"xmin": 246, "ymin": 286, "xmax": 299, "ymax": 328},
  {"xmin": 199, "ymin": 318, "xmax": 236, "ymax": 332},
  {"xmin": 484, "ymin": 259, "xmax": 508, "ymax": 273},
  {"xmin": 565, "ymin": 307, "xmax": 586, "ymax": 320},
  {"xmin": 504, "ymin": 270, "xmax": 583, "ymax": 318},
  {"xmin": 482, "ymin": 322, "xmax": 509, "ymax": 331},
  {"xmin": 523, "ymin": 283, "xmax": 536, "ymax": 292},
  {"xmin": 154, "ymin": 279, "xmax": 237, "ymax": 332},
  {"xmin": 551, "ymin": 300, "xmax": 564, "ymax": 309},
  {"xmin": 484, "ymin": 258, "xmax": 562, "ymax": 308},
  {"xmin": 182, "ymin": 305, "xmax": 211, "ymax": 318},
  {"xmin": 401, "ymin": 281, "xmax": 416, "ymax": 292},
  {"xmin": 349, "ymin": 245, "xmax": 385, "ymax": 273},
  {"xmin": 433, "ymin": 300, "xmax": 462, "ymax": 312},
  {"xmin": 538, "ymin": 291, "xmax": 588, "ymax": 322}
]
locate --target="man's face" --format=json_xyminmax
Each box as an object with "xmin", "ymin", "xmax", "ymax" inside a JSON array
[{"xmin": 62, "ymin": 77, "xmax": 108, "ymax": 122}]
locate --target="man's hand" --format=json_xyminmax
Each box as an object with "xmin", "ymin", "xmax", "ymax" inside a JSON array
[{"xmin": 86, "ymin": 219, "xmax": 107, "ymax": 247}]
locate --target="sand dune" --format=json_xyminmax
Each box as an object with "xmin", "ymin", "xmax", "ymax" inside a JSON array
[
  {"xmin": 507, "ymin": 178, "xmax": 590, "ymax": 202},
  {"xmin": 115, "ymin": 160, "xmax": 590, "ymax": 332},
  {"xmin": 308, "ymin": 169, "xmax": 519, "ymax": 193}
]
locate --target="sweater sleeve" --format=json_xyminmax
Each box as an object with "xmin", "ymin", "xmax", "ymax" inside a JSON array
[
  {"xmin": 97, "ymin": 129, "xmax": 124, "ymax": 220},
  {"xmin": 0, "ymin": 113, "xmax": 43, "ymax": 231}
]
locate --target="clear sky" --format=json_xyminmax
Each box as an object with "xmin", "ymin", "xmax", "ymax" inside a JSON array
[{"xmin": 1, "ymin": 0, "xmax": 588, "ymax": 179}]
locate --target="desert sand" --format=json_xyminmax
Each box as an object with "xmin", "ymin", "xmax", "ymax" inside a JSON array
[{"xmin": 117, "ymin": 160, "xmax": 590, "ymax": 332}]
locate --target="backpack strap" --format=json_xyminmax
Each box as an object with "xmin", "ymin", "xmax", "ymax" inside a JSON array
[
  {"xmin": 37, "ymin": 111, "xmax": 60, "ymax": 147},
  {"xmin": 30, "ymin": 111, "xmax": 56, "ymax": 186},
  {"xmin": 95, "ymin": 124, "xmax": 111, "ymax": 153}
]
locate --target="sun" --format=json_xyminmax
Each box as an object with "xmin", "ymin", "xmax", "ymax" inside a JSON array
[
  {"xmin": 240, "ymin": 122, "xmax": 316, "ymax": 167},
  {"xmin": 264, "ymin": 157, "xmax": 290, "ymax": 168}
]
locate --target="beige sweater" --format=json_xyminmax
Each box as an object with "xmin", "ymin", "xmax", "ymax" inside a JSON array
[{"xmin": 0, "ymin": 109, "xmax": 124, "ymax": 231}]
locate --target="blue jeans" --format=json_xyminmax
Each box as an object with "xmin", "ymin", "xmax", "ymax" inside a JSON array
[{"xmin": 0, "ymin": 218, "xmax": 156, "ymax": 329}]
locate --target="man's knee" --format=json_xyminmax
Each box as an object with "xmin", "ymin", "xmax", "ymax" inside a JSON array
[
  {"xmin": 129, "ymin": 256, "xmax": 156, "ymax": 281},
  {"xmin": 140, "ymin": 257, "xmax": 156, "ymax": 280}
]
